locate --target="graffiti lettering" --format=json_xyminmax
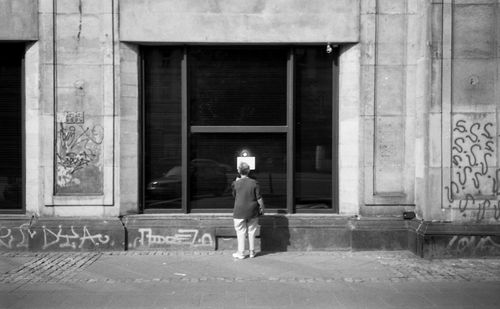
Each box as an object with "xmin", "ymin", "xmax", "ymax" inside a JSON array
[
  {"xmin": 56, "ymin": 122, "xmax": 104, "ymax": 188},
  {"xmin": 132, "ymin": 228, "xmax": 214, "ymax": 248},
  {"xmin": 453, "ymin": 120, "xmax": 467, "ymax": 133},
  {"xmin": 42, "ymin": 225, "xmax": 110, "ymax": 250},
  {"xmin": 0, "ymin": 227, "xmax": 13, "ymax": 249},
  {"xmin": 458, "ymin": 194, "xmax": 475, "ymax": 212},
  {"xmin": 446, "ymin": 235, "xmax": 500, "ymax": 255},
  {"xmin": 0, "ymin": 224, "xmax": 37, "ymax": 249},
  {"xmin": 447, "ymin": 118, "xmax": 499, "ymax": 221},
  {"xmin": 456, "ymin": 167, "xmax": 472, "ymax": 186},
  {"xmin": 452, "ymin": 137, "xmax": 465, "ymax": 153},
  {"xmin": 445, "ymin": 182, "xmax": 460, "ymax": 204},
  {"xmin": 17, "ymin": 223, "xmax": 36, "ymax": 249},
  {"xmin": 0, "ymin": 224, "xmax": 111, "ymax": 250},
  {"xmin": 482, "ymin": 123, "xmax": 493, "ymax": 139},
  {"xmin": 485, "ymin": 140, "xmax": 494, "ymax": 152}
]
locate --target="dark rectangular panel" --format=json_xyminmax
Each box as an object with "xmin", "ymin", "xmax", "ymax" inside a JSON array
[
  {"xmin": 294, "ymin": 47, "xmax": 334, "ymax": 210},
  {"xmin": 190, "ymin": 133, "xmax": 287, "ymax": 210},
  {"xmin": 189, "ymin": 47, "xmax": 287, "ymax": 126},
  {"xmin": 0, "ymin": 44, "xmax": 23, "ymax": 210},
  {"xmin": 143, "ymin": 47, "xmax": 183, "ymax": 209}
]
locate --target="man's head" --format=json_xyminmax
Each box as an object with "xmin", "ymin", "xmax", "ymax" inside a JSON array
[{"xmin": 238, "ymin": 162, "xmax": 250, "ymax": 176}]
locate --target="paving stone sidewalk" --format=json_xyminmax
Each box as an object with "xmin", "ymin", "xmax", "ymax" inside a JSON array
[
  {"xmin": 1, "ymin": 250, "xmax": 500, "ymax": 308},
  {"xmin": 2, "ymin": 250, "xmax": 500, "ymax": 284}
]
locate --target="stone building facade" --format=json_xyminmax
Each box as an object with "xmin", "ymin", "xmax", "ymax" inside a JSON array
[{"xmin": 0, "ymin": 0, "xmax": 499, "ymax": 257}]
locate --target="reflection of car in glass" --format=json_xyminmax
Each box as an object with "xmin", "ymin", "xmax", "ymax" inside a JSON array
[{"xmin": 146, "ymin": 159, "xmax": 228, "ymax": 200}]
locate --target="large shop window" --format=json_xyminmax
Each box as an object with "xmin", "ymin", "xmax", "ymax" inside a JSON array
[
  {"xmin": 0, "ymin": 44, "xmax": 24, "ymax": 212},
  {"xmin": 142, "ymin": 46, "xmax": 338, "ymax": 213}
]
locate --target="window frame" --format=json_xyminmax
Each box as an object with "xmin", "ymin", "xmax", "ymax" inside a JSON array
[{"xmin": 140, "ymin": 45, "xmax": 338, "ymax": 214}]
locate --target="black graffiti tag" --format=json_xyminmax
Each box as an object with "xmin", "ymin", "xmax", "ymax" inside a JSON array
[{"xmin": 447, "ymin": 119, "xmax": 498, "ymax": 221}]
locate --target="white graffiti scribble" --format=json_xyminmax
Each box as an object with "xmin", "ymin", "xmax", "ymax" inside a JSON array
[
  {"xmin": 446, "ymin": 235, "xmax": 500, "ymax": 255},
  {"xmin": 16, "ymin": 223, "xmax": 37, "ymax": 248},
  {"xmin": 0, "ymin": 227, "xmax": 14, "ymax": 249},
  {"xmin": 133, "ymin": 228, "xmax": 214, "ymax": 248},
  {"xmin": 42, "ymin": 225, "xmax": 110, "ymax": 250},
  {"xmin": 0, "ymin": 224, "xmax": 37, "ymax": 249}
]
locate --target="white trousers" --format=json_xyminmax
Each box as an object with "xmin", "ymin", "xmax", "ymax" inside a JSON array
[{"xmin": 233, "ymin": 218, "xmax": 258, "ymax": 254}]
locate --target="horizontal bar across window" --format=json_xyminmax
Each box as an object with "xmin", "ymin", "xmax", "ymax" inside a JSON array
[{"xmin": 190, "ymin": 126, "xmax": 288, "ymax": 133}]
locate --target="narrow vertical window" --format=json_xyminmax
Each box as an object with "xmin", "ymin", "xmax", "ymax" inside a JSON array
[
  {"xmin": 295, "ymin": 47, "xmax": 335, "ymax": 210},
  {"xmin": 0, "ymin": 44, "xmax": 23, "ymax": 211},
  {"xmin": 143, "ymin": 47, "xmax": 183, "ymax": 209}
]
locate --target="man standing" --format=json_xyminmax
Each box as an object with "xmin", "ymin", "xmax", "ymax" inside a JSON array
[{"xmin": 232, "ymin": 162, "xmax": 265, "ymax": 259}]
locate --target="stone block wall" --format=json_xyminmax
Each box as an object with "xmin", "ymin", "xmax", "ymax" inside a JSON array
[
  {"xmin": 0, "ymin": 0, "xmax": 38, "ymax": 40},
  {"xmin": 426, "ymin": 0, "xmax": 500, "ymax": 224},
  {"xmin": 26, "ymin": 0, "xmax": 120, "ymax": 217},
  {"xmin": 1, "ymin": 0, "xmax": 499, "ymax": 248},
  {"xmin": 360, "ymin": 0, "xmax": 424, "ymax": 215},
  {"xmin": 119, "ymin": 0, "xmax": 359, "ymax": 43}
]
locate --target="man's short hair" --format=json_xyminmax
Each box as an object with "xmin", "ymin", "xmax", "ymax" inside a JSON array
[{"xmin": 238, "ymin": 162, "xmax": 250, "ymax": 176}]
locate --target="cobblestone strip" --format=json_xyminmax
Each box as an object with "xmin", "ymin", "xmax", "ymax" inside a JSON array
[
  {"xmin": 0, "ymin": 252, "xmax": 102, "ymax": 284},
  {"xmin": 376, "ymin": 256, "xmax": 500, "ymax": 282}
]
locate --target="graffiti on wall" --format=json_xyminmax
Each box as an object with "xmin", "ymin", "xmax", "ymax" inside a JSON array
[
  {"xmin": 130, "ymin": 228, "xmax": 214, "ymax": 248},
  {"xmin": 41, "ymin": 225, "xmax": 111, "ymax": 250},
  {"xmin": 0, "ymin": 224, "xmax": 112, "ymax": 250},
  {"xmin": 56, "ymin": 111, "xmax": 104, "ymax": 193},
  {"xmin": 446, "ymin": 235, "xmax": 500, "ymax": 256},
  {"xmin": 0, "ymin": 224, "xmax": 35, "ymax": 249},
  {"xmin": 444, "ymin": 117, "xmax": 500, "ymax": 221}
]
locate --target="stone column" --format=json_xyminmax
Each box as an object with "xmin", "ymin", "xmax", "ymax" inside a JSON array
[{"xmin": 38, "ymin": 0, "xmax": 118, "ymax": 216}]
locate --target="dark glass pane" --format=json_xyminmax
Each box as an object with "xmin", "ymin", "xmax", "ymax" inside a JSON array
[
  {"xmin": 0, "ymin": 44, "xmax": 23, "ymax": 210},
  {"xmin": 143, "ymin": 47, "xmax": 183, "ymax": 209},
  {"xmin": 189, "ymin": 47, "xmax": 287, "ymax": 126},
  {"xmin": 190, "ymin": 134, "xmax": 286, "ymax": 209},
  {"xmin": 295, "ymin": 47, "xmax": 334, "ymax": 210}
]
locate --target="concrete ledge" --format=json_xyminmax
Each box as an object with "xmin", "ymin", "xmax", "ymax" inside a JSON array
[
  {"xmin": 215, "ymin": 227, "xmax": 260, "ymax": 237},
  {"xmin": 121, "ymin": 214, "xmax": 352, "ymax": 252},
  {"xmin": 351, "ymin": 218, "xmax": 411, "ymax": 251},
  {"xmin": 122, "ymin": 215, "xmax": 222, "ymax": 251},
  {"xmin": 260, "ymin": 215, "xmax": 351, "ymax": 251},
  {"xmin": 0, "ymin": 215, "xmax": 34, "ymax": 251},
  {"xmin": 29, "ymin": 217, "xmax": 125, "ymax": 251},
  {"xmin": 414, "ymin": 221, "xmax": 500, "ymax": 258},
  {"xmin": 0, "ymin": 216, "xmax": 125, "ymax": 252},
  {"xmin": 2, "ymin": 214, "xmax": 500, "ymax": 258}
]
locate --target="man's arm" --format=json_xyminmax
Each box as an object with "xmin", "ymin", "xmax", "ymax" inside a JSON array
[{"xmin": 257, "ymin": 198, "xmax": 265, "ymax": 214}]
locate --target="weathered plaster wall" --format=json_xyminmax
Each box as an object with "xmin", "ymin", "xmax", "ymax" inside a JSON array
[
  {"xmin": 119, "ymin": 0, "xmax": 359, "ymax": 43},
  {"xmin": 0, "ymin": 0, "xmax": 38, "ymax": 40}
]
